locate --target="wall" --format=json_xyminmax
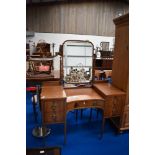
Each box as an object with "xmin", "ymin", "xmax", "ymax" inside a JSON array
[
  {"xmin": 26, "ymin": 0, "xmax": 128, "ymax": 36},
  {"xmin": 26, "ymin": 32, "xmax": 114, "ymax": 54},
  {"xmin": 26, "ymin": 32, "xmax": 114, "ymax": 70}
]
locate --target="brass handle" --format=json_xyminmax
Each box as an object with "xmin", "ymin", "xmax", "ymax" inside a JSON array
[
  {"xmin": 93, "ymin": 102, "xmax": 97, "ymax": 106},
  {"xmin": 74, "ymin": 102, "xmax": 79, "ymax": 108},
  {"xmin": 51, "ymin": 106, "xmax": 56, "ymax": 110},
  {"xmin": 51, "ymin": 101, "xmax": 56, "ymax": 106},
  {"xmin": 51, "ymin": 114, "xmax": 56, "ymax": 119},
  {"xmin": 51, "ymin": 104, "xmax": 56, "ymax": 108}
]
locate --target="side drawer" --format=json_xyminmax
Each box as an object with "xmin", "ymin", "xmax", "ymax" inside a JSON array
[
  {"xmin": 43, "ymin": 111, "xmax": 64, "ymax": 124},
  {"xmin": 91, "ymin": 100, "xmax": 104, "ymax": 109},
  {"xmin": 44, "ymin": 100, "xmax": 64, "ymax": 113}
]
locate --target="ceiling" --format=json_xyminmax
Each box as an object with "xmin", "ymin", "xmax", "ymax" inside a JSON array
[{"xmin": 26, "ymin": 0, "xmax": 129, "ymax": 5}]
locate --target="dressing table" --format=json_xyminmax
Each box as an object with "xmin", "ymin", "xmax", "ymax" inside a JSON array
[
  {"xmin": 38, "ymin": 39, "xmax": 127, "ymax": 144},
  {"xmin": 40, "ymin": 81, "xmax": 126, "ymax": 144}
]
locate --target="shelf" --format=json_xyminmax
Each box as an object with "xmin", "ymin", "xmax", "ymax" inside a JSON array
[
  {"xmin": 94, "ymin": 58, "xmax": 113, "ymax": 60},
  {"xmin": 29, "ymin": 57, "xmax": 54, "ymax": 61},
  {"xmin": 64, "ymin": 66, "xmax": 92, "ymax": 68},
  {"xmin": 94, "ymin": 67, "xmax": 112, "ymax": 69},
  {"xmin": 63, "ymin": 55, "xmax": 92, "ymax": 57},
  {"xmin": 65, "ymin": 80, "xmax": 91, "ymax": 83},
  {"xmin": 66, "ymin": 45, "xmax": 92, "ymax": 47}
]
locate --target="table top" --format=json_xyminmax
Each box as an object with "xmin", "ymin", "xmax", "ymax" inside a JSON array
[
  {"xmin": 65, "ymin": 88, "xmax": 104, "ymax": 103},
  {"xmin": 41, "ymin": 85, "xmax": 66, "ymax": 100},
  {"xmin": 40, "ymin": 83, "xmax": 124, "ymax": 102},
  {"xmin": 93, "ymin": 83, "xmax": 126, "ymax": 96}
]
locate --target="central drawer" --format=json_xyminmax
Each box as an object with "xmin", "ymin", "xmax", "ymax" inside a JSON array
[{"xmin": 66, "ymin": 100, "xmax": 104, "ymax": 111}]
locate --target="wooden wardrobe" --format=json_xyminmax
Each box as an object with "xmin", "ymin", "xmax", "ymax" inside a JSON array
[{"xmin": 111, "ymin": 13, "xmax": 129, "ymax": 132}]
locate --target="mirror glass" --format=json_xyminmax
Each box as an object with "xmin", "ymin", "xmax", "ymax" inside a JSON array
[{"xmin": 62, "ymin": 40, "xmax": 94, "ymax": 87}]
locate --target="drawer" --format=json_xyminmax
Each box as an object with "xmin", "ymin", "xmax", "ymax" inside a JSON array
[
  {"xmin": 44, "ymin": 100, "xmax": 64, "ymax": 113},
  {"xmin": 43, "ymin": 111, "xmax": 64, "ymax": 124},
  {"xmin": 91, "ymin": 100, "xmax": 104, "ymax": 108},
  {"xmin": 66, "ymin": 101, "xmax": 88, "ymax": 111},
  {"xmin": 74, "ymin": 101, "xmax": 92, "ymax": 108},
  {"xmin": 66, "ymin": 100, "xmax": 104, "ymax": 111}
]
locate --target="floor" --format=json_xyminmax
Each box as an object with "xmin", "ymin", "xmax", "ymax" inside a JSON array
[{"xmin": 26, "ymin": 92, "xmax": 129, "ymax": 155}]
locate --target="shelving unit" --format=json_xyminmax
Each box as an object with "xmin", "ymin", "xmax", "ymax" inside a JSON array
[{"xmin": 94, "ymin": 58, "xmax": 113, "ymax": 70}]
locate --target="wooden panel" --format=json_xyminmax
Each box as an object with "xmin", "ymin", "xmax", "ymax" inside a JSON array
[
  {"xmin": 65, "ymin": 88, "xmax": 103, "ymax": 100},
  {"xmin": 104, "ymin": 97, "xmax": 113, "ymax": 117},
  {"xmin": 110, "ymin": 13, "xmax": 129, "ymax": 131},
  {"xmin": 41, "ymin": 85, "xmax": 66, "ymax": 100},
  {"xmin": 93, "ymin": 82, "xmax": 126, "ymax": 97},
  {"xmin": 26, "ymin": 1, "xmax": 129, "ymax": 36},
  {"xmin": 112, "ymin": 96, "xmax": 126, "ymax": 116},
  {"xmin": 112, "ymin": 14, "xmax": 129, "ymax": 91},
  {"xmin": 120, "ymin": 105, "xmax": 129, "ymax": 128},
  {"xmin": 125, "ymin": 81, "xmax": 129, "ymax": 105}
]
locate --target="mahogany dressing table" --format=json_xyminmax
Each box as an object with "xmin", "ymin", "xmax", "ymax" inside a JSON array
[
  {"xmin": 39, "ymin": 39, "xmax": 127, "ymax": 144},
  {"xmin": 40, "ymin": 81, "xmax": 126, "ymax": 144}
]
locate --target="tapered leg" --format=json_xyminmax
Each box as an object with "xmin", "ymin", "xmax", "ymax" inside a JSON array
[
  {"xmin": 75, "ymin": 110, "xmax": 78, "ymax": 122},
  {"xmin": 96, "ymin": 109, "xmax": 99, "ymax": 118},
  {"xmin": 89, "ymin": 108, "xmax": 93, "ymax": 121},
  {"xmin": 80, "ymin": 109, "xmax": 83, "ymax": 119},
  {"xmin": 100, "ymin": 110, "xmax": 105, "ymax": 139},
  {"xmin": 64, "ymin": 115, "xmax": 67, "ymax": 145}
]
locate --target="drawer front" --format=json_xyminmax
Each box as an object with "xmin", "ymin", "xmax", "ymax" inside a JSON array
[
  {"xmin": 92, "ymin": 100, "xmax": 104, "ymax": 108},
  {"xmin": 44, "ymin": 100, "xmax": 64, "ymax": 113},
  {"xmin": 43, "ymin": 111, "xmax": 64, "ymax": 124},
  {"xmin": 42, "ymin": 100, "xmax": 65, "ymax": 124},
  {"xmin": 66, "ymin": 100, "xmax": 104, "ymax": 112}
]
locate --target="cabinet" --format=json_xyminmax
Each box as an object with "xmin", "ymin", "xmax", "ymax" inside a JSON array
[
  {"xmin": 93, "ymin": 50, "xmax": 113, "ymax": 81},
  {"xmin": 26, "ymin": 43, "xmax": 30, "ymax": 60},
  {"xmin": 93, "ymin": 83, "xmax": 126, "ymax": 118},
  {"xmin": 94, "ymin": 58, "xmax": 113, "ymax": 70},
  {"xmin": 110, "ymin": 13, "xmax": 129, "ymax": 132}
]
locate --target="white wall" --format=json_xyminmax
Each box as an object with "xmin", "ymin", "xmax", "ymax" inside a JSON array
[
  {"xmin": 26, "ymin": 32, "xmax": 115, "ymax": 55},
  {"xmin": 26, "ymin": 32, "xmax": 115, "ymax": 70}
]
